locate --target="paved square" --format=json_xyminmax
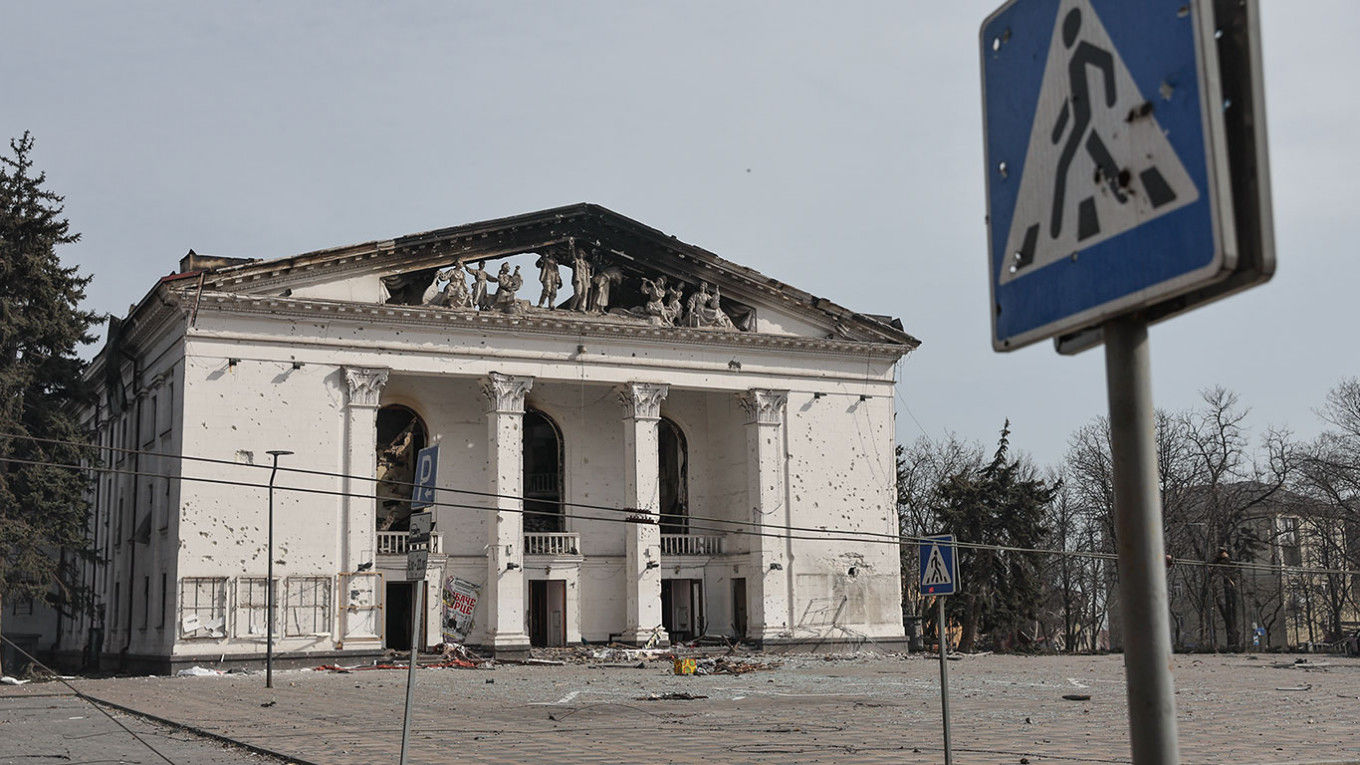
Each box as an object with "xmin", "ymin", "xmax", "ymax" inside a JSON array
[{"xmin": 4, "ymin": 653, "xmax": 1358, "ymax": 764}]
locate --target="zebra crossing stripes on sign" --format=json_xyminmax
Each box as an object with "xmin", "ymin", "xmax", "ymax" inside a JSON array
[{"xmin": 919, "ymin": 535, "xmax": 958, "ymax": 596}]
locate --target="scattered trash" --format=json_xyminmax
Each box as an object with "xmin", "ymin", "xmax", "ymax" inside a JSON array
[
  {"xmin": 637, "ymin": 692, "xmax": 708, "ymax": 701},
  {"xmin": 176, "ymin": 666, "xmax": 224, "ymax": 677},
  {"xmin": 673, "ymin": 657, "xmax": 697, "ymax": 676},
  {"xmin": 689, "ymin": 657, "xmax": 782, "ymax": 676},
  {"xmin": 260, "ymin": 700, "xmax": 276, "ymax": 708},
  {"xmin": 1275, "ymin": 684, "xmax": 1312, "ymax": 692},
  {"xmin": 1061, "ymin": 694, "xmax": 1091, "ymax": 701},
  {"xmin": 0, "ymin": 676, "xmax": 28, "ymax": 686}
]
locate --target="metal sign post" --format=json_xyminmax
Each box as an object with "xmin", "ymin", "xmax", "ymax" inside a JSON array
[
  {"xmin": 920, "ymin": 535, "xmax": 959, "ymax": 765},
  {"xmin": 400, "ymin": 507, "xmax": 435, "ymax": 765}
]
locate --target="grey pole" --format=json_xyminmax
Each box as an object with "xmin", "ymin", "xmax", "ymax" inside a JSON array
[
  {"xmin": 1103, "ymin": 317, "xmax": 1180, "ymax": 764},
  {"xmin": 264, "ymin": 449, "xmax": 293, "ymax": 690},
  {"xmin": 938, "ymin": 596, "xmax": 953, "ymax": 765},
  {"xmin": 399, "ymin": 581, "xmax": 423, "ymax": 765}
]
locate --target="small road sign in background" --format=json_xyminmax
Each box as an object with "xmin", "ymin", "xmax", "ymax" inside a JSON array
[{"xmin": 920, "ymin": 535, "xmax": 959, "ymax": 597}]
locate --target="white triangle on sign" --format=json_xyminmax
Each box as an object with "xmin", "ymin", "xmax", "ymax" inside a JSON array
[
  {"xmin": 999, "ymin": 0, "xmax": 1199, "ymax": 285},
  {"xmin": 923, "ymin": 544, "xmax": 953, "ymax": 587}
]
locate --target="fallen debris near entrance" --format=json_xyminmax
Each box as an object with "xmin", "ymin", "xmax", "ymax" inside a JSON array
[
  {"xmin": 691, "ymin": 656, "xmax": 782, "ymax": 675},
  {"xmin": 637, "ymin": 691, "xmax": 708, "ymax": 701}
]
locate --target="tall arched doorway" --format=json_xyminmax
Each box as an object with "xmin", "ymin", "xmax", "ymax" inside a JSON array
[
  {"xmin": 522, "ymin": 409, "xmax": 564, "ymax": 533},
  {"xmin": 375, "ymin": 404, "xmax": 427, "ymax": 532},
  {"xmin": 658, "ymin": 417, "xmax": 689, "ymax": 535}
]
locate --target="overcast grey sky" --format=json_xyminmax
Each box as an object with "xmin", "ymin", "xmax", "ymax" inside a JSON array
[{"xmin": 5, "ymin": 1, "xmax": 1356, "ymax": 467}]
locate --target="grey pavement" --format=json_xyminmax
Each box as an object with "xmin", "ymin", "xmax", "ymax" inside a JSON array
[
  {"xmin": 3, "ymin": 653, "xmax": 1359, "ymax": 764},
  {"xmin": 0, "ymin": 688, "xmax": 288, "ymax": 764}
]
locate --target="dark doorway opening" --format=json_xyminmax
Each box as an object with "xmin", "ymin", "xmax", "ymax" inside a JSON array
[
  {"xmin": 523, "ymin": 410, "xmax": 564, "ymax": 533},
  {"xmin": 662, "ymin": 579, "xmax": 704, "ymax": 642},
  {"xmin": 658, "ymin": 418, "xmax": 688, "ymax": 535},
  {"xmin": 528, "ymin": 580, "xmax": 567, "ymax": 647},
  {"xmin": 385, "ymin": 581, "xmax": 426, "ymax": 650},
  {"xmin": 731, "ymin": 578, "xmax": 748, "ymax": 639}
]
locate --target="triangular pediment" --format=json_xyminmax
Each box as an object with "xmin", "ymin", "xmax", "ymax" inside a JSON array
[{"xmin": 181, "ymin": 204, "xmax": 918, "ymax": 347}]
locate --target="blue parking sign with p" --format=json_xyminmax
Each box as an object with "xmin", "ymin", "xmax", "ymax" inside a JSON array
[
  {"xmin": 411, "ymin": 445, "xmax": 439, "ymax": 509},
  {"xmin": 919, "ymin": 535, "xmax": 958, "ymax": 596}
]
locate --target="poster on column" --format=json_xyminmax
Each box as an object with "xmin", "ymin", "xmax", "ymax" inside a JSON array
[{"xmin": 441, "ymin": 576, "xmax": 480, "ymax": 644}]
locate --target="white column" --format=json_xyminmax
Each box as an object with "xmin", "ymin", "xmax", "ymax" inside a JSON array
[
  {"xmin": 482, "ymin": 372, "xmax": 534, "ymax": 653},
  {"xmin": 739, "ymin": 388, "xmax": 790, "ymax": 643},
  {"xmin": 341, "ymin": 367, "xmax": 388, "ymax": 644},
  {"xmin": 618, "ymin": 382, "xmax": 669, "ymax": 646}
]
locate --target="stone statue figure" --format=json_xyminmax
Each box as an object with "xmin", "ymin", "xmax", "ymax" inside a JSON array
[
  {"xmin": 568, "ymin": 244, "xmax": 593, "ymax": 312},
  {"xmin": 468, "ymin": 262, "xmax": 493, "ymax": 310},
  {"xmin": 639, "ymin": 276, "xmax": 667, "ymax": 321},
  {"xmin": 684, "ymin": 282, "xmax": 711, "ymax": 327},
  {"xmin": 683, "ymin": 281, "xmax": 733, "ymax": 329},
  {"xmin": 707, "ymin": 285, "xmax": 735, "ymax": 329},
  {"xmin": 442, "ymin": 264, "xmax": 472, "ymax": 308},
  {"xmin": 663, "ymin": 284, "xmax": 684, "ymax": 326},
  {"xmin": 492, "ymin": 263, "xmax": 524, "ymax": 312},
  {"xmin": 535, "ymin": 253, "xmax": 562, "ymax": 308},
  {"xmin": 589, "ymin": 265, "xmax": 623, "ymax": 314}
]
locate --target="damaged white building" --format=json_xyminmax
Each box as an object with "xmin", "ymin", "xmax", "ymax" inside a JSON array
[{"xmin": 55, "ymin": 204, "xmax": 917, "ymax": 671}]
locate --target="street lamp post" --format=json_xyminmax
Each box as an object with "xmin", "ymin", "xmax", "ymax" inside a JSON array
[{"xmin": 265, "ymin": 449, "xmax": 293, "ymax": 689}]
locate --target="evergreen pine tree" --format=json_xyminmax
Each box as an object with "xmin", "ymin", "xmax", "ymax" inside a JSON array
[
  {"xmin": 935, "ymin": 421, "xmax": 1059, "ymax": 651},
  {"xmin": 0, "ymin": 133, "xmax": 99, "ymax": 674}
]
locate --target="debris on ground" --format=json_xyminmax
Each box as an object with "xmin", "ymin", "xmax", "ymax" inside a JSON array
[
  {"xmin": 690, "ymin": 657, "xmax": 782, "ymax": 675},
  {"xmin": 1061, "ymin": 693, "xmax": 1091, "ymax": 701},
  {"xmin": 637, "ymin": 691, "xmax": 708, "ymax": 701},
  {"xmin": 175, "ymin": 666, "xmax": 224, "ymax": 677},
  {"xmin": 0, "ymin": 676, "xmax": 29, "ymax": 685},
  {"xmin": 1270, "ymin": 658, "xmax": 1331, "ymax": 670},
  {"xmin": 1275, "ymin": 684, "xmax": 1312, "ymax": 692}
]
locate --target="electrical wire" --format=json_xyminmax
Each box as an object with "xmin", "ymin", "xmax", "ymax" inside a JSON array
[{"xmin": 3, "ymin": 431, "xmax": 1356, "ymax": 578}]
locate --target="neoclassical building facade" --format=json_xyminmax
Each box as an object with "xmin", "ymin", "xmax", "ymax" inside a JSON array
[{"xmin": 56, "ymin": 204, "xmax": 918, "ymax": 670}]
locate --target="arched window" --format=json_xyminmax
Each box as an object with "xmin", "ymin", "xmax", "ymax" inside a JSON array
[
  {"xmin": 523, "ymin": 409, "xmax": 564, "ymax": 533},
  {"xmin": 658, "ymin": 418, "xmax": 689, "ymax": 535},
  {"xmin": 375, "ymin": 404, "xmax": 427, "ymax": 531}
]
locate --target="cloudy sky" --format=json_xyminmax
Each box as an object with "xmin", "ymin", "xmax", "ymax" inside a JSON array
[{"xmin": 5, "ymin": 1, "xmax": 1355, "ymax": 467}]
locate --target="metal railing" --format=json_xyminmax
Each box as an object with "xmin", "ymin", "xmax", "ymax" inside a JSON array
[
  {"xmin": 524, "ymin": 532, "xmax": 581, "ymax": 557},
  {"xmin": 376, "ymin": 531, "xmax": 442, "ymax": 556},
  {"xmin": 660, "ymin": 534, "xmax": 723, "ymax": 556}
]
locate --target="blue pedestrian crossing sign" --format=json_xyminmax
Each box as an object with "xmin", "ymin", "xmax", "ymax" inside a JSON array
[
  {"xmin": 411, "ymin": 445, "xmax": 439, "ymax": 510},
  {"xmin": 919, "ymin": 535, "xmax": 959, "ymax": 596},
  {"xmin": 980, "ymin": 0, "xmax": 1274, "ymax": 352}
]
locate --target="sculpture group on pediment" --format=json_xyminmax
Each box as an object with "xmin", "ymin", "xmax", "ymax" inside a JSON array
[{"xmin": 410, "ymin": 245, "xmax": 742, "ymax": 330}]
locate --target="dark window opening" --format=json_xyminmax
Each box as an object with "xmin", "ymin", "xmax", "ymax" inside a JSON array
[
  {"xmin": 376, "ymin": 404, "xmax": 428, "ymax": 531},
  {"xmin": 658, "ymin": 418, "xmax": 689, "ymax": 535},
  {"xmin": 523, "ymin": 410, "xmax": 564, "ymax": 533}
]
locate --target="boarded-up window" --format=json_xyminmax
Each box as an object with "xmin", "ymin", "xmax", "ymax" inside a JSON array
[{"xmin": 178, "ymin": 577, "xmax": 227, "ymax": 639}]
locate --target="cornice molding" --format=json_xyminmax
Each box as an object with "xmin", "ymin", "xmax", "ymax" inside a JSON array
[{"xmin": 191, "ymin": 293, "xmax": 912, "ymax": 360}]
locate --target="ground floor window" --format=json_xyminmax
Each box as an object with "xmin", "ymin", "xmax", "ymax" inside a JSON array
[
  {"xmin": 178, "ymin": 577, "xmax": 227, "ymax": 639},
  {"xmin": 234, "ymin": 577, "xmax": 277, "ymax": 637},
  {"xmin": 286, "ymin": 577, "xmax": 333, "ymax": 636}
]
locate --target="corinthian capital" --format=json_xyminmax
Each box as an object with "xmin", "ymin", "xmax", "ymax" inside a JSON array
[
  {"xmin": 482, "ymin": 372, "xmax": 534, "ymax": 413},
  {"xmin": 344, "ymin": 367, "xmax": 390, "ymax": 407},
  {"xmin": 738, "ymin": 389, "xmax": 788, "ymax": 426},
  {"xmin": 617, "ymin": 382, "xmax": 669, "ymax": 421}
]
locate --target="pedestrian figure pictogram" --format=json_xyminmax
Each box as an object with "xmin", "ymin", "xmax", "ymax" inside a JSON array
[
  {"xmin": 999, "ymin": 0, "xmax": 1199, "ymax": 286},
  {"xmin": 923, "ymin": 545, "xmax": 952, "ymax": 587}
]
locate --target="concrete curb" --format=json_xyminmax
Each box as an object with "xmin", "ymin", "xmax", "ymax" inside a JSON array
[{"xmin": 79, "ymin": 692, "xmax": 321, "ymax": 765}]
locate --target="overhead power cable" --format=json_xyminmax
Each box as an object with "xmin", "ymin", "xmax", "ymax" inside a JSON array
[{"xmin": 3, "ymin": 432, "xmax": 1357, "ymax": 578}]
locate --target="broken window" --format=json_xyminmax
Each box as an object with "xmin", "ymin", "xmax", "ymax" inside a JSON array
[
  {"xmin": 523, "ymin": 409, "xmax": 564, "ymax": 533},
  {"xmin": 178, "ymin": 577, "xmax": 227, "ymax": 639},
  {"xmin": 658, "ymin": 417, "xmax": 689, "ymax": 535},
  {"xmin": 1279, "ymin": 516, "xmax": 1302, "ymax": 567},
  {"xmin": 376, "ymin": 404, "xmax": 428, "ymax": 531},
  {"xmin": 285, "ymin": 576, "xmax": 333, "ymax": 637},
  {"xmin": 234, "ymin": 577, "xmax": 278, "ymax": 638}
]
